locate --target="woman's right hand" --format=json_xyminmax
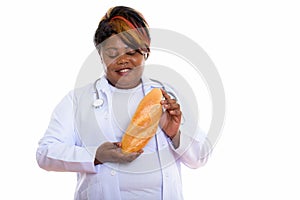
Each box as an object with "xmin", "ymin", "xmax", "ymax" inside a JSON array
[{"xmin": 94, "ymin": 142, "xmax": 143, "ymax": 165}]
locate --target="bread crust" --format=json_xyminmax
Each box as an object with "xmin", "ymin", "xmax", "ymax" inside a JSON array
[{"xmin": 121, "ymin": 88, "xmax": 163, "ymax": 153}]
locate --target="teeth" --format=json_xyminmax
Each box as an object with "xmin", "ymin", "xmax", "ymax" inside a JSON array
[{"xmin": 119, "ymin": 68, "xmax": 130, "ymax": 73}]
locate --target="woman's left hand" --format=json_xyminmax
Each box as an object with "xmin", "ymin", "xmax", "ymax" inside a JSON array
[{"xmin": 159, "ymin": 89, "xmax": 182, "ymax": 139}]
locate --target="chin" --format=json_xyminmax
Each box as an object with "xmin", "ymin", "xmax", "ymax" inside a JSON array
[
  {"xmin": 115, "ymin": 79, "xmax": 141, "ymax": 89},
  {"xmin": 117, "ymin": 73, "xmax": 143, "ymax": 88}
]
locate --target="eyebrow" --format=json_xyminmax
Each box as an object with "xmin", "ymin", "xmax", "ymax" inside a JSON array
[{"xmin": 104, "ymin": 46, "xmax": 132, "ymax": 51}]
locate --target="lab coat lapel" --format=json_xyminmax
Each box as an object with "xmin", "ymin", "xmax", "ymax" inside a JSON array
[
  {"xmin": 74, "ymin": 84, "xmax": 107, "ymax": 147},
  {"xmin": 95, "ymin": 77, "xmax": 117, "ymax": 142},
  {"xmin": 74, "ymin": 81, "xmax": 122, "ymax": 200}
]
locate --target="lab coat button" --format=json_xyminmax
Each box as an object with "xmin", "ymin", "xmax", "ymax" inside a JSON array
[{"xmin": 110, "ymin": 170, "xmax": 116, "ymax": 176}]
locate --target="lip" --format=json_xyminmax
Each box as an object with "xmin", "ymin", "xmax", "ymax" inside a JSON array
[{"xmin": 115, "ymin": 67, "xmax": 133, "ymax": 76}]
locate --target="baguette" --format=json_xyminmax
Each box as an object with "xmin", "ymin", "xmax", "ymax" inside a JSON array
[{"xmin": 121, "ymin": 88, "xmax": 163, "ymax": 153}]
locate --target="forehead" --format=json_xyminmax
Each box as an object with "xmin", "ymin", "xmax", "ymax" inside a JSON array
[{"xmin": 102, "ymin": 35, "xmax": 128, "ymax": 49}]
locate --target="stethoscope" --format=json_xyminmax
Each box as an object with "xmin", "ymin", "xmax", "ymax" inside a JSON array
[
  {"xmin": 92, "ymin": 77, "xmax": 178, "ymax": 108},
  {"xmin": 92, "ymin": 77, "xmax": 105, "ymax": 108},
  {"xmin": 92, "ymin": 77, "xmax": 185, "ymax": 124}
]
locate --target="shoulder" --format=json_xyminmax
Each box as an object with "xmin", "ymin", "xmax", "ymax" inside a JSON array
[{"xmin": 73, "ymin": 83, "xmax": 94, "ymax": 98}]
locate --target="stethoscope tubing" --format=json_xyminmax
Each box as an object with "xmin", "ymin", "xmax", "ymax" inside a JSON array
[{"xmin": 93, "ymin": 77, "xmax": 185, "ymax": 124}]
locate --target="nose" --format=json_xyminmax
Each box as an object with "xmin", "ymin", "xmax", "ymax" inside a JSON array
[{"xmin": 117, "ymin": 54, "xmax": 129, "ymax": 65}]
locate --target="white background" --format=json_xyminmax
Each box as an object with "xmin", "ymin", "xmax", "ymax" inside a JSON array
[{"xmin": 1, "ymin": 0, "xmax": 299, "ymax": 199}]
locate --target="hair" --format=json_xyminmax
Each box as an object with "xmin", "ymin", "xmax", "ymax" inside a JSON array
[{"xmin": 94, "ymin": 6, "xmax": 151, "ymax": 59}]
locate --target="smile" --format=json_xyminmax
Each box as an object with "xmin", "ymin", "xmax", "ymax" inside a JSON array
[
  {"xmin": 115, "ymin": 68, "xmax": 133, "ymax": 76},
  {"xmin": 117, "ymin": 68, "xmax": 131, "ymax": 73}
]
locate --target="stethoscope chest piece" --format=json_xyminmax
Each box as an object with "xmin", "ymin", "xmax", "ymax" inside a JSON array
[{"xmin": 93, "ymin": 98, "xmax": 104, "ymax": 108}]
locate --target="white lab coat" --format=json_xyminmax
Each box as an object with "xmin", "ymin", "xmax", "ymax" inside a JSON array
[{"xmin": 36, "ymin": 76, "xmax": 211, "ymax": 200}]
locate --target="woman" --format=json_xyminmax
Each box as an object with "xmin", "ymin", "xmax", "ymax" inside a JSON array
[{"xmin": 37, "ymin": 6, "xmax": 210, "ymax": 200}]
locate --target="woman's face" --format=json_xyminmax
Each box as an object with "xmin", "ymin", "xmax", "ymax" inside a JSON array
[{"xmin": 100, "ymin": 34, "xmax": 145, "ymax": 89}]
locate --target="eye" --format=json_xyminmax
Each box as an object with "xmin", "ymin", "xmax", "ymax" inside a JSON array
[
  {"xmin": 104, "ymin": 48, "xmax": 119, "ymax": 58},
  {"xmin": 126, "ymin": 50, "xmax": 137, "ymax": 56}
]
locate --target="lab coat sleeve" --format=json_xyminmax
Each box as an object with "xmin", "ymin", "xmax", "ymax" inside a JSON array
[
  {"xmin": 36, "ymin": 91, "xmax": 97, "ymax": 173},
  {"xmin": 170, "ymin": 127, "xmax": 212, "ymax": 169}
]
